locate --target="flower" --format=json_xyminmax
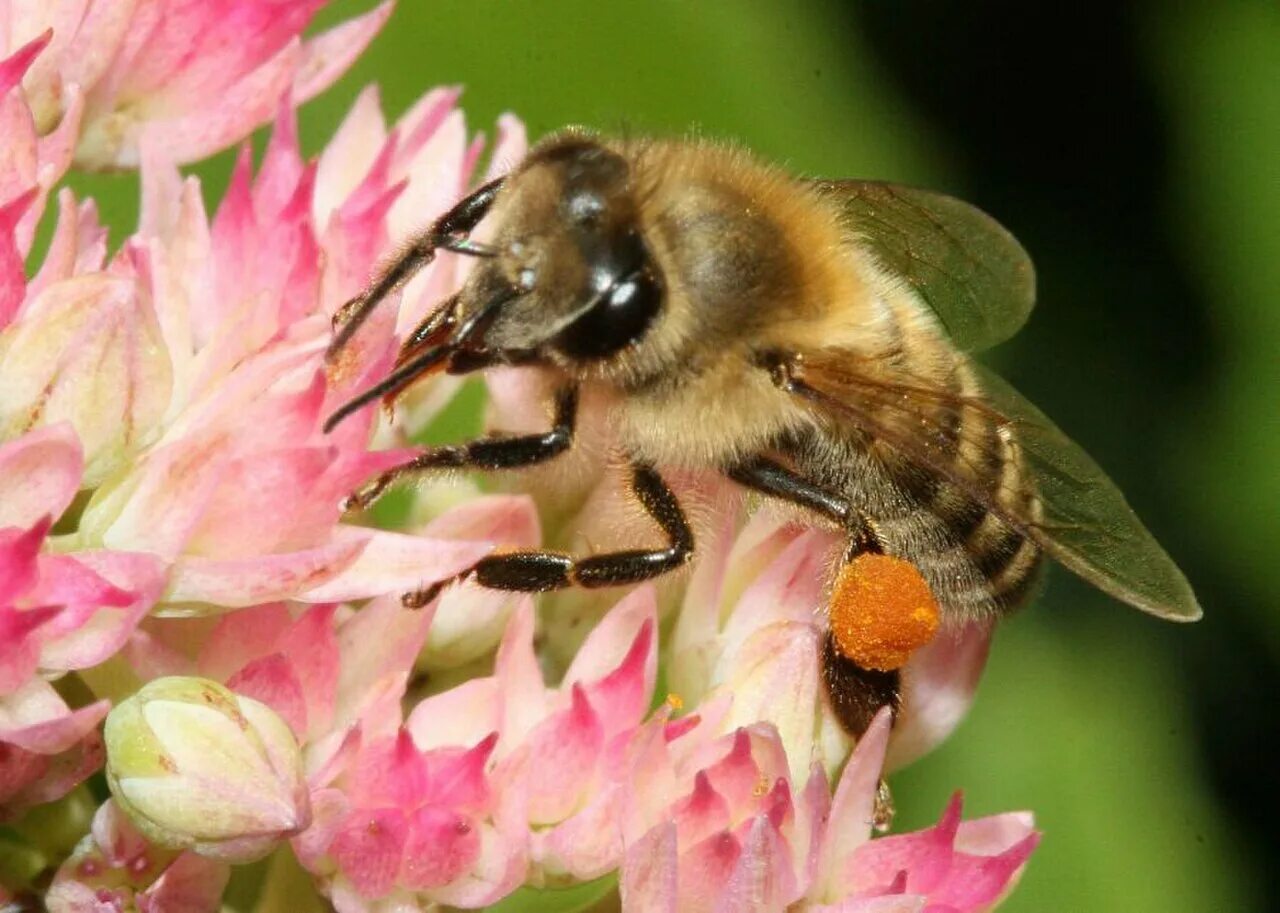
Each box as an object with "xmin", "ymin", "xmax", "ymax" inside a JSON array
[
  {"xmin": 0, "ymin": 425, "xmax": 165, "ymax": 695},
  {"xmin": 47, "ymin": 798, "xmax": 230, "ymax": 913},
  {"xmin": 1, "ymin": 680, "xmax": 107, "ymax": 820},
  {"xmin": 103, "ymin": 676, "xmax": 311, "ymax": 863},
  {"xmin": 621, "ymin": 708, "xmax": 1040, "ymax": 912},
  {"xmin": 0, "ymin": 84, "xmax": 525, "ymax": 614},
  {"xmin": 0, "ymin": 7, "xmax": 1044, "ymax": 908},
  {"xmin": 294, "ymin": 588, "xmax": 660, "ymax": 909},
  {"xmin": 670, "ymin": 508, "xmax": 995, "ymax": 780},
  {"xmin": 2, "ymin": 0, "xmax": 394, "ymax": 169}
]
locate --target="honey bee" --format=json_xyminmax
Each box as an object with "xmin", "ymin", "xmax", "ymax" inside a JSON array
[{"xmin": 324, "ymin": 131, "xmax": 1201, "ymax": 736}]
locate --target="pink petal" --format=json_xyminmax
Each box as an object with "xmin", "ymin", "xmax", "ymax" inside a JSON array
[
  {"xmin": 136, "ymin": 852, "xmax": 231, "ymax": 913},
  {"xmin": 278, "ymin": 603, "xmax": 340, "ymax": 737},
  {"xmin": 814, "ymin": 708, "xmax": 893, "ymax": 901},
  {"xmin": 583, "ymin": 617, "xmax": 656, "ymax": 738},
  {"xmin": 329, "ymin": 806, "xmax": 407, "ymax": 899},
  {"xmin": 716, "ymin": 816, "xmax": 797, "ymax": 913},
  {"xmin": 484, "ymin": 113, "xmax": 529, "ymax": 182},
  {"xmin": 35, "ymin": 550, "xmax": 165, "ymax": 673},
  {"xmin": 0, "ymin": 29, "xmax": 50, "ymax": 96},
  {"xmin": 621, "ymin": 822, "xmax": 678, "ymax": 913},
  {"xmin": 184, "ymin": 446, "xmax": 336, "ymax": 558},
  {"xmin": 254, "ymin": 99, "xmax": 304, "ymax": 218},
  {"xmin": 534, "ymin": 783, "xmax": 625, "ymax": 879},
  {"xmin": 564, "ymin": 585, "xmax": 657, "ymax": 688},
  {"xmin": 292, "ymin": 786, "xmax": 348, "ymax": 870},
  {"xmin": 0, "ymin": 517, "xmax": 49, "ymax": 604},
  {"xmin": 846, "ymin": 794, "xmax": 964, "ymax": 897},
  {"xmin": 670, "ymin": 771, "xmax": 732, "ymax": 847},
  {"xmin": 312, "ymin": 84, "xmax": 388, "ymax": 228},
  {"xmin": 0, "ymin": 686, "xmax": 108, "ymax": 754},
  {"xmin": 398, "ymin": 806, "xmax": 482, "ymax": 890},
  {"xmin": 407, "ymin": 677, "xmax": 501, "ymax": 752},
  {"xmin": 954, "ymin": 813, "xmax": 1037, "ymax": 857},
  {"xmin": 519, "ymin": 685, "xmax": 604, "ymax": 825},
  {"xmin": 293, "ymin": 1, "xmax": 394, "ymax": 103},
  {"xmin": 421, "ymin": 735, "xmax": 496, "ymax": 812},
  {"xmin": 493, "ymin": 599, "xmax": 548, "ymax": 746},
  {"xmin": 198, "ymin": 603, "xmax": 293, "ymax": 681},
  {"xmin": 887, "ymin": 624, "xmax": 993, "ymax": 770},
  {"xmin": 332, "ymin": 594, "xmax": 436, "ymax": 731},
  {"xmin": 0, "ymin": 187, "xmax": 34, "ymax": 327},
  {"xmin": 166, "ymin": 538, "xmax": 365, "ymax": 608},
  {"xmin": 126, "ymin": 39, "xmax": 300, "ymax": 168},
  {"xmin": 0, "ymin": 424, "xmax": 84, "ymax": 528},
  {"xmin": 29, "ymin": 189, "xmax": 108, "ymax": 297},
  {"xmin": 717, "ymin": 620, "xmax": 821, "ymax": 786},
  {"xmin": 679, "ymin": 829, "xmax": 743, "ymax": 912},
  {"xmin": 227, "ymin": 653, "xmax": 308, "ymax": 737},
  {"xmin": 297, "ymin": 527, "xmax": 490, "ymax": 603},
  {"xmin": 928, "ymin": 832, "xmax": 1040, "ymax": 911},
  {"xmin": 0, "ymin": 607, "xmax": 55, "ymax": 695}
]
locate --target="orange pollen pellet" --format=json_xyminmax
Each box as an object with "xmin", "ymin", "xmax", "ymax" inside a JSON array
[{"xmin": 829, "ymin": 553, "xmax": 941, "ymax": 672}]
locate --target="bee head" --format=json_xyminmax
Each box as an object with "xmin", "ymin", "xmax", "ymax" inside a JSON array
[{"xmin": 460, "ymin": 134, "xmax": 665, "ymax": 361}]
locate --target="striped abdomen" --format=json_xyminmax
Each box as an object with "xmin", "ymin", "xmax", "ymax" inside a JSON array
[{"xmin": 792, "ymin": 318, "xmax": 1045, "ymax": 622}]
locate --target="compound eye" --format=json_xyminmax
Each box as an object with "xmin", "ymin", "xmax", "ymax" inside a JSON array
[{"xmin": 555, "ymin": 267, "xmax": 663, "ymax": 359}]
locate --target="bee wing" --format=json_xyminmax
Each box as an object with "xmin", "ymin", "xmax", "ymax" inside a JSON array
[
  {"xmin": 812, "ymin": 180, "xmax": 1035, "ymax": 352},
  {"xmin": 788, "ymin": 354, "xmax": 1202, "ymax": 621}
]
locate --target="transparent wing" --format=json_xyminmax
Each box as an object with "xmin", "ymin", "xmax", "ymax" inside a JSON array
[
  {"xmin": 812, "ymin": 180, "xmax": 1036, "ymax": 352},
  {"xmin": 788, "ymin": 353, "xmax": 1202, "ymax": 621}
]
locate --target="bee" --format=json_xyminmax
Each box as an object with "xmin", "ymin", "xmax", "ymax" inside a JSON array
[{"xmin": 324, "ymin": 131, "xmax": 1201, "ymax": 736}]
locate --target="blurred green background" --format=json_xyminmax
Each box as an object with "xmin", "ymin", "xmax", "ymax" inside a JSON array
[{"xmin": 70, "ymin": 1, "xmax": 1279, "ymax": 910}]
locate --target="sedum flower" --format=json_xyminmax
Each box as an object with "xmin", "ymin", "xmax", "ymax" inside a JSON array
[
  {"xmin": 47, "ymin": 797, "xmax": 229, "ymax": 913},
  {"xmin": 0, "ymin": 680, "xmax": 107, "ymax": 820},
  {"xmin": 622, "ymin": 708, "xmax": 1039, "ymax": 912},
  {"xmin": 103, "ymin": 676, "xmax": 311, "ymax": 863},
  {"xmin": 294, "ymin": 588, "xmax": 661, "ymax": 910},
  {"xmin": 0, "ymin": 84, "xmax": 524, "ymax": 613},
  {"xmin": 0, "ymin": 425, "xmax": 165, "ymax": 693},
  {"xmin": 1, "ymin": 0, "xmax": 394, "ymax": 169},
  {"xmin": 671, "ymin": 509, "xmax": 995, "ymax": 780}
]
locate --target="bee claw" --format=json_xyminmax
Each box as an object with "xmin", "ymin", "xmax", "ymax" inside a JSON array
[{"xmin": 341, "ymin": 478, "xmax": 389, "ymax": 514}]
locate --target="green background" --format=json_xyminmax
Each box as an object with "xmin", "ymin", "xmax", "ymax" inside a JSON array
[{"xmin": 68, "ymin": 1, "xmax": 1278, "ymax": 910}]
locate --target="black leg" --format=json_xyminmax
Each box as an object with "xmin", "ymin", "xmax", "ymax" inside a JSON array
[
  {"xmin": 406, "ymin": 463, "xmax": 694, "ymax": 606},
  {"xmin": 725, "ymin": 454, "xmax": 852, "ymax": 525},
  {"xmin": 727, "ymin": 449, "xmax": 903, "ymax": 737},
  {"xmin": 820, "ymin": 632, "xmax": 901, "ymax": 737},
  {"xmin": 724, "ymin": 452, "xmax": 882, "ymax": 555},
  {"xmin": 327, "ymin": 177, "xmax": 506, "ymax": 359},
  {"xmin": 344, "ymin": 385, "xmax": 578, "ymax": 511}
]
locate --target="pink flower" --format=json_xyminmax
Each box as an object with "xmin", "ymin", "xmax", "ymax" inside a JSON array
[
  {"xmin": 0, "ymin": 87, "xmax": 525, "ymax": 613},
  {"xmin": 2, "ymin": 0, "xmax": 393, "ymax": 169},
  {"xmin": 621, "ymin": 709, "xmax": 1040, "ymax": 912},
  {"xmin": 47, "ymin": 798, "xmax": 229, "ymax": 913},
  {"xmin": 0, "ymin": 33, "xmax": 83, "ymax": 273},
  {"xmin": 0, "ymin": 426, "xmax": 165, "ymax": 694},
  {"xmin": 0, "ymin": 679, "xmax": 107, "ymax": 819},
  {"xmin": 670, "ymin": 509, "xmax": 994, "ymax": 780},
  {"xmin": 294, "ymin": 588, "xmax": 661, "ymax": 909}
]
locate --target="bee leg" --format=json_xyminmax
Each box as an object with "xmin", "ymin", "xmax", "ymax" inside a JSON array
[
  {"xmin": 821, "ymin": 630, "xmax": 901, "ymax": 739},
  {"xmin": 344, "ymin": 384, "xmax": 578, "ymax": 512},
  {"xmin": 406, "ymin": 462, "xmax": 693, "ymax": 605},
  {"xmin": 725, "ymin": 454, "xmax": 906, "ymax": 738},
  {"xmin": 724, "ymin": 454, "xmax": 853, "ymax": 525},
  {"xmin": 328, "ymin": 176, "xmax": 506, "ymax": 358}
]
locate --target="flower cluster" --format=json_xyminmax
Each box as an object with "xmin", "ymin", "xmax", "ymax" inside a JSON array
[{"xmin": 0, "ymin": 3, "xmax": 1039, "ymax": 911}]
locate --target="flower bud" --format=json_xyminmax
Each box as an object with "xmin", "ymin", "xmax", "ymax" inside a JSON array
[{"xmin": 104, "ymin": 677, "xmax": 310, "ymax": 863}]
